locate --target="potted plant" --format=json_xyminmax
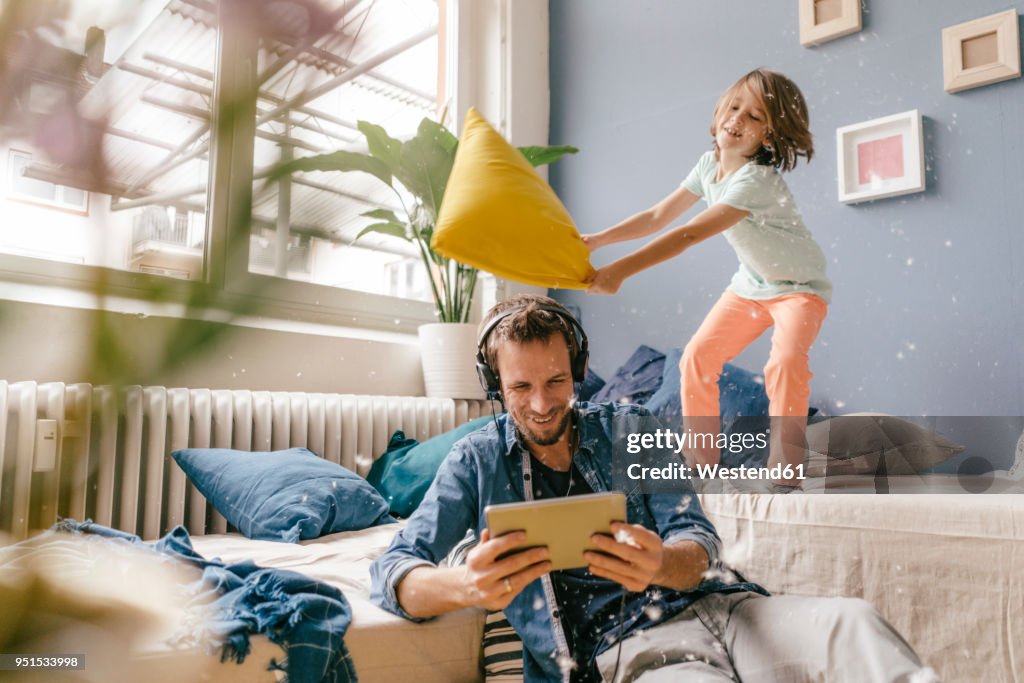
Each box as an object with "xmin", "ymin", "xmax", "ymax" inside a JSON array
[{"xmin": 271, "ymin": 116, "xmax": 577, "ymax": 398}]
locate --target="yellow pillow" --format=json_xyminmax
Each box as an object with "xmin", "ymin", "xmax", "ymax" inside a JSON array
[{"xmin": 432, "ymin": 107, "xmax": 594, "ymax": 289}]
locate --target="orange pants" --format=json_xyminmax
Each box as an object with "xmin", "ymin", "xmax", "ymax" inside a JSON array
[
  {"xmin": 680, "ymin": 291, "xmax": 828, "ymax": 469},
  {"xmin": 681, "ymin": 290, "xmax": 828, "ymax": 417}
]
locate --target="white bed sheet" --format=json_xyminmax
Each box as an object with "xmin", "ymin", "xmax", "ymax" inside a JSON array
[
  {"xmin": 699, "ymin": 474, "xmax": 1024, "ymax": 683},
  {"xmin": 151, "ymin": 522, "xmax": 484, "ymax": 683}
]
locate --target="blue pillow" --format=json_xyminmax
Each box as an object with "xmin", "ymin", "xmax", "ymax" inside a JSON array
[
  {"xmin": 591, "ymin": 345, "xmax": 666, "ymax": 405},
  {"xmin": 367, "ymin": 416, "xmax": 493, "ymax": 518},
  {"xmin": 645, "ymin": 347, "xmax": 770, "ymax": 425},
  {"xmin": 171, "ymin": 447, "xmax": 395, "ymax": 542},
  {"xmin": 578, "ymin": 368, "xmax": 606, "ymax": 402},
  {"xmin": 634, "ymin": 347, "xmax": 680, "ymax": 418},
  {"xmin": 719, "ymin": 364, "xmax": 771, "ymax": 419}
]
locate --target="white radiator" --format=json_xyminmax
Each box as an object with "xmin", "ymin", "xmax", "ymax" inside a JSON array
[{"xmin": 0, "ymin": 380, "xmax": 496, "ymax": 541}]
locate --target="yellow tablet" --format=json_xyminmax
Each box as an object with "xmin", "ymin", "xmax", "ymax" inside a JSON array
[{"xmin": 484, "ymin": 492, "xmax": 627, "ymax": 571}]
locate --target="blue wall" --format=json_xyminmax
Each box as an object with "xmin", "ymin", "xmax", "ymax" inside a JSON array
[{"xmin": 549, "ymin": 0, "xmax": 1024, "ymax": 422}]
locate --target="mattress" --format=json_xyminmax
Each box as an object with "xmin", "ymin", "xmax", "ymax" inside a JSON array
[
  {"xmin": 1, "ymin": 522, "xmax": 483, "ymax": 683},
  {"xmin": 171, "ymin": 522, "xmax": 485, "ymax": 683},
  {"xmin": 1, "ymin": 529, "xmax": 219, "ymax": 683},
  {"xmin": 698, "ymin": 474, "xmax": 1024, "ymax": 683}
]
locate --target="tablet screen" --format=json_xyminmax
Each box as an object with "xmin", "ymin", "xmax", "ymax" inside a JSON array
[{"xmin": 484, "ymin": 492, "xmax": 627, "ymax": 570}]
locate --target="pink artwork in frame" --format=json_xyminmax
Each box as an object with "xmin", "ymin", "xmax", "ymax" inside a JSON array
[
  {"xmin": 836, "ymin": 110, "xmax": 923, "ymax": 203},
  {"xmin": 857, "ymin": 134, "xmax": 904, "ymax": 185}
]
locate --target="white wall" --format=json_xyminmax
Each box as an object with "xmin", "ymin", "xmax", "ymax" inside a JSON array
[{"xmin": 0, "ymin": 298, "xmax": 425, "ymax": 394}]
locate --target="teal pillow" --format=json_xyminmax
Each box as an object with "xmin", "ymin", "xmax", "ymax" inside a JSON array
[
  {"xmin": 171, "ymin": 447, "xmax": 395, "ymax": 542},
  {"xmin": 367, "ymin": 416, "xmax": 493, "ymax": 518}
]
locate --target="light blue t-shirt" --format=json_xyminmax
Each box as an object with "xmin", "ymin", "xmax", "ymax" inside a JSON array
[{"xmin": 681, "ymin": 151, "xmax": 832, "ymax": 304}]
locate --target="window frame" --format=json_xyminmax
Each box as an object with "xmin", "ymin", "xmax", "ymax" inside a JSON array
[{"xmin": 0, "ymin": 0, "xmax": 548, "ymax": 334}]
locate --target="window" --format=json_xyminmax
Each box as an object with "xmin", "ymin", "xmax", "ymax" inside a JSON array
[
  {"xmin": 249, "ymin": 230, "xmax": 312, "ymax": 278},
  {"xmin": 0, "ymin": 0, "xmax": 548, "ymax": 332},
  {"xmin": 8, "ymin": 151, "xmax": 89, "ymax": 212},
  {"xmin": 238, "ymin": 0, "xmax": 440, "ymax": 304},
  {"xmin": 0, "ymin": 0, "xmax": 213, "ymax": 280},
  {"xmin": 0, "ymin": 0, "xmax": 440, "ymax": 319}
]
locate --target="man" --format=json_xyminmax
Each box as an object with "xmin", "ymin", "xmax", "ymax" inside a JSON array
[{"xmin": 370, "ymin": 294, "xmax": 933, "ymax": 682}]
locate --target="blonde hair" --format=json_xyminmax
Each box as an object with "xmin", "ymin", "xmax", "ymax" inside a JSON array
[{"xmin": 710, "ymin": 68, "xmax": 813, "ymax": 172}]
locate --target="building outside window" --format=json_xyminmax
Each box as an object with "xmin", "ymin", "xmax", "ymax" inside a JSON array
[
  {"xmin": 0, "ymin": 0, "xmax": 441, "ymax": 311},
  {"xmin": 8, "ymin": 151, "xmax": 90, "ymax": 213}
]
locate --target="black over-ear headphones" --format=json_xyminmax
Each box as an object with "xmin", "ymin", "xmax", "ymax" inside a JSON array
[{"xmin": 475, "ymin": 304, "xmax": 589, "ymax": 401}]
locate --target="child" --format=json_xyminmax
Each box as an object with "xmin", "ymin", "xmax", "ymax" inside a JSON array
[{"xmin": 584, "ymin": 68, "xmax": 830, "ymax": 485}]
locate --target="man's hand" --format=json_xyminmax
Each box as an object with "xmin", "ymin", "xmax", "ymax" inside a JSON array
[
  {"xmin": 584, "ymin": 522, "xmax": 664, "ymax": 592},
  {"xmin": 462, "ymin": 529, "xmax": 552, "ymax": 611},
  {"xmin": 585, "ymin": 265, "xmax": 626, "ymax": 295}
]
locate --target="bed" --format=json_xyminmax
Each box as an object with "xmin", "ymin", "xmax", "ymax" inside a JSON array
[
  {"xmin": 183, "ymin": 524, "xmax": 484, "ymax": 683},
  {"xmin": 2, "ymin": 378, "xmax": 1022, "ymax": 682},
  {"xmin": 7, "ymin": 474, "xmax": 1020, "ymax": 683},
  {"xmin": 0, "ymin": 521, "xmax": 485, "ymax": 683},
  {"xmin": 699, "ymin": 473, "xmax": 1024, "ymax": 683}
]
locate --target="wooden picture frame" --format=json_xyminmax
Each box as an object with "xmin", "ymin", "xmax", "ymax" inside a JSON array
[
  {"xmin": 836, "ymin": 110, "xmax": 925, "ymax": 204},
  {"xmin": 942, "ymin": 9, "xmax": 1021, "ymax": 93},
  {"xmin": 799, "ymin": 0, "xmax": 862, "ymax": 47}
]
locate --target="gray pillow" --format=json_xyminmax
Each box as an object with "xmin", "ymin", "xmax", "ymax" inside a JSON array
[
  {"xmin": 805, "ymin": 414, "xmax": 965, "ymax": 477},
  {"xmin": 1010, "ymin": 430, "xmax": 1024, "ymax": 479}
]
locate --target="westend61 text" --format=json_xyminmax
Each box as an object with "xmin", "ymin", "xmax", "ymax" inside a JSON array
[{"xmin": 626, "ymin": 462, "xmax": 807, "ymax": 481}]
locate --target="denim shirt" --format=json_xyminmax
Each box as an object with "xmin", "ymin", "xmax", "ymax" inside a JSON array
[{"xmin": 369, "ymin": 402, "xmax": 765, "ymax": 682}]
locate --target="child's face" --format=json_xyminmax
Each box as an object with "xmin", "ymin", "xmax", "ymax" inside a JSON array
[{"xmin": 714, "ymin": 84, "xmax": 770, "ymax": 159}]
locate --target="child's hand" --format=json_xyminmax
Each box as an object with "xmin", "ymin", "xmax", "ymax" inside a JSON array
[
  {"xmin": 585, "ymin": 266, "xmax": 625, "ymax": 295},
  {"xmin": 580, "ymin": 233, "xmax": 604, "ymax": 253}
]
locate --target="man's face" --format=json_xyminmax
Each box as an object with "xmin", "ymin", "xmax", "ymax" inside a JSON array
[{"xmin": 495, "ymin": 335, "xmax": 575, "ymax": 447}]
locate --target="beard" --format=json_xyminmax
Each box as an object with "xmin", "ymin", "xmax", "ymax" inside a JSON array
[{"xmin": 512, "ymin": 406, "xmax": 573, "ymax": 447}]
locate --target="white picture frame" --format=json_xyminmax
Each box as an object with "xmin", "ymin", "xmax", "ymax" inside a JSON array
[
  {"xmin": 942, "ymin": 9, "xmax": 1021, "ymax": 93},
  {"xmin": 836, "ymin": 110, "xmax": 925, "ymax": 204},
  {"xmin": 799, "ymin": 0, "xmax": 862, "ymax": 47}
]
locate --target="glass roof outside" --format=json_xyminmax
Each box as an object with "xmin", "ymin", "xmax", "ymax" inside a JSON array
[{"xmin": 33, "ymin": 0, "xmax": 440, "ymax": 257}]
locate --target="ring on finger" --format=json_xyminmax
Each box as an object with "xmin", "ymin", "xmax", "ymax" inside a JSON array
[{"xmin": 504, "ymin": 578, "xmax": 512, "ymax": 594}]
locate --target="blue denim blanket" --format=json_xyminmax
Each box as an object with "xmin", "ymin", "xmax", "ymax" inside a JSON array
[{"xmin": 54, "ymin": 519, "xmax": 357, "ymax": 683}]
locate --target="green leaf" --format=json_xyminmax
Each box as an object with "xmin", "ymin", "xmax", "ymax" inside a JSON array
[
  {"xmin": 422, "ymin": 117, "xmax": 459, "ymax": 153},
  {"xmin": 267, "ymin": 150, "xmax": 392, "ymax": 188},
  {"xmin": 419, "ymin": 224, "xmax": 434, "ymax": 249},
  {"xmin": 394, "ymin": 118, "xmax": 458, "ymax": 219},
  {"xmin": 354, "ymin": 222, "xmax": 409, "ymax": 244},
  {"xmin": 357, "ymin": 121, "xmax": 402, "ymax": 174},
  {"xmin": 518, "ymin": 145, "xmax": 579, "ymax": 167},
  {"xmin": 361, "ymin": 208, "xmax": 402, "ymax": 224}
]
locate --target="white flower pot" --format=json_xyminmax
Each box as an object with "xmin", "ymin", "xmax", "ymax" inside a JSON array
[{"xmin": 418, "ymin": 322, "xmax": 486, "ymax": 399}]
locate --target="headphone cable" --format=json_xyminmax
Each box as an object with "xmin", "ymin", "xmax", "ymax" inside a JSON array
[
  {"xmin": 609, "ymin": 589, "xmax": 626, "ymax": 682},
  {"xmin": 488, "ymin": 394, "xmax": 503, "ymax": 435}
]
